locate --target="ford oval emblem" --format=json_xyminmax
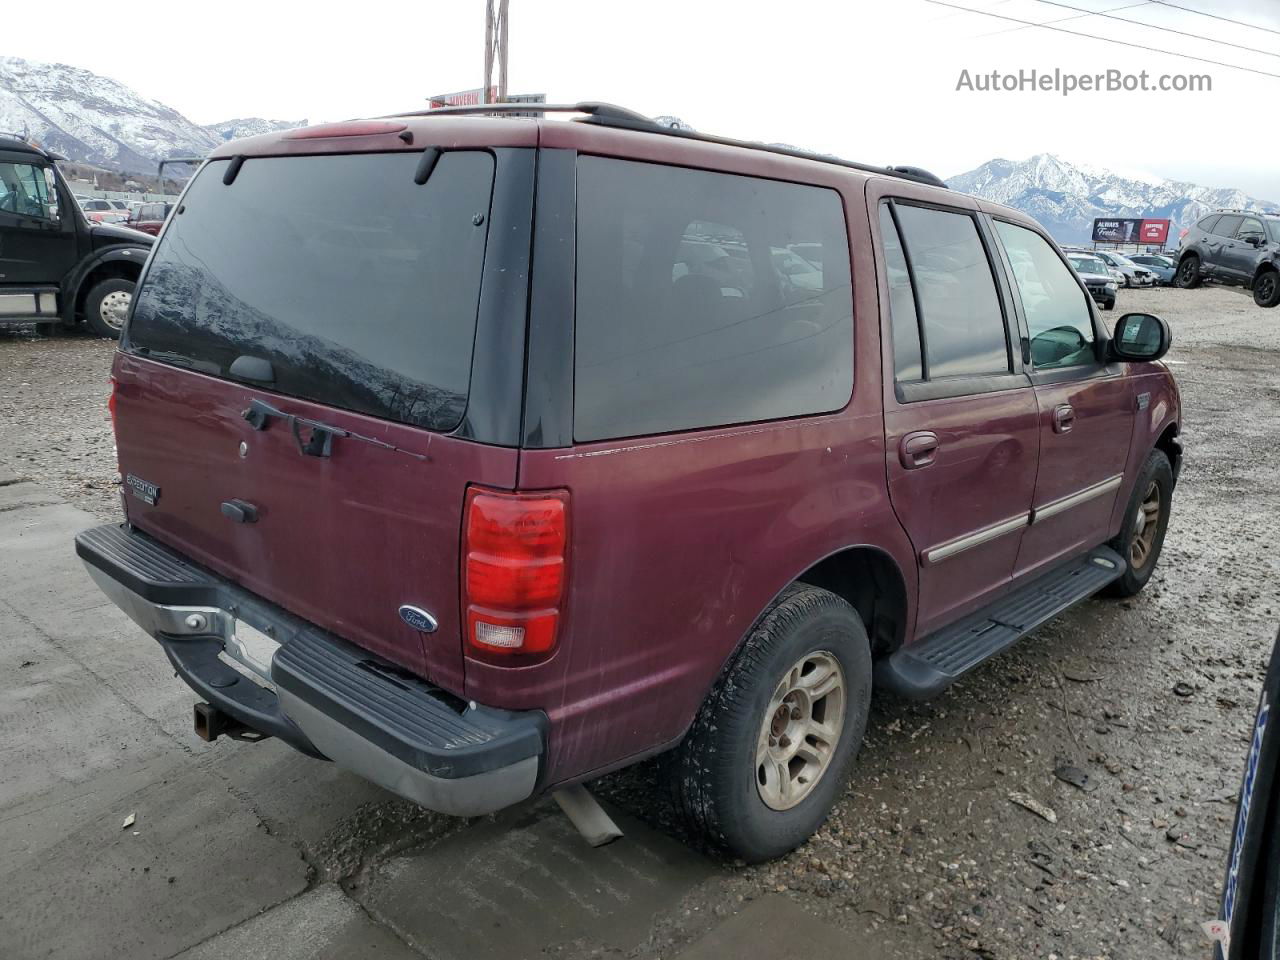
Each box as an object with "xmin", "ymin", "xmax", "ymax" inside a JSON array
[{"xmin": 398, "ymin": 605, "xmax": 438, "ymax": 633}]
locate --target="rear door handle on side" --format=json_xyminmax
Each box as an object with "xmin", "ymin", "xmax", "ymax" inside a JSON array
[
  {"xmin": 899, "ymin": 431, "xmax": 939, "ymax": 469},
  {"xmin": 1052, "ymin": 404, "xmax": 1075, "ymax": 434}
]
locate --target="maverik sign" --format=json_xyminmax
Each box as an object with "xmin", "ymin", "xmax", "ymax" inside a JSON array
[{"xmin": 1092, "ymin": 218, "xmax": 1171, "ymax": 245}]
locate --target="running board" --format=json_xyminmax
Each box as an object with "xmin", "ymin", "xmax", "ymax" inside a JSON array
[{"xmin": 875, "ymin": 546, "xmax": 1126, "ymax": 699}]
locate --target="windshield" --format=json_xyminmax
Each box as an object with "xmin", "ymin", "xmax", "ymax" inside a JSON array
[
  {"xmin": 1068, "ymin": 256, "xmax": 1108, "ymax": 277},
  {"xmin": 127, "ymin": 151, "xmax": 495, "ymax": 432},
  {"xmin": 1108, "ymin": 252, "xmax": 1137, "ymax": 268}
]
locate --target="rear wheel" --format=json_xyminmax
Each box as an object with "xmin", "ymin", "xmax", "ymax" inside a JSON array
[
  {"xmin": 1175, "ymin": 255, "xmax": 1201, "ymax": 289},
  {"xmin": 1102, "ymin": 299, "xmax": 1115, "ymax": 311},
  {"xmin": 1104, "ymin": 449, "xmax": 1173, "ymax": 597},
  {"xmin": 84, "ymin": 278, "xmax": 135, "ymax": 339},
  {"xmin": 667, "ymin": 584, "xmax": 872, "ymax": 862},
  {"xmin": 1254, "ymin": 269, "xmax": 1280, "ymax": 308}
]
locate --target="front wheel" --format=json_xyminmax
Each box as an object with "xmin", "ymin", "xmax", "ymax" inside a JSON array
[
  {"xmin": 84, "ymin": 278, "xmax": 135, "ymax": 339},
  {"xmin": 1102, "ymin": 299, "xmax": 1115, "ymax": 311},
  {"xmin": 1104, "ymin": 449, "xmax": 1173, "ymax": 597},
  {"xmin": 1175, "ymin": 255, "xmax": 1201, "ymax": 289},
  {"xmin": 1254, "ymin": 270, "xmax": 1280, "ymax": 308},
  {"xmin": 666, "ymin": 584, "xmax": 872, "ymax": 862}
]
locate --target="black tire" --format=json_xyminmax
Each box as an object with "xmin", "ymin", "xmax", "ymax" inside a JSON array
[
  {"xmin": 1176, "ymin": 255, "xmax": 1202, "ymax": 289},
  {"xmin": 34, "ymin": 322, "xmax": 57, "ymax": 337},
  {"xmin": 84, "ymin": 278, "xmax": 135, "ymax": 339},
  {"xmin": 1102, "ymin": 299, "xmax": 1115, "ymax": 311},
  {"xmin": 667, "ymin": 584, "xmax": 872, "ymax": 862},
  {"xmin": 1253, "ymin": 269, "xmax": 1280, "ymax": 308},
  {"xmin": 1104, "ymin": 449, "xmax": 1173, "ymax": 597}
]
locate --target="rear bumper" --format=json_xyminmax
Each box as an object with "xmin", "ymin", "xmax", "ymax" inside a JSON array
[{"xmin": 75, "ymin": 523, "xmax": 545, "ymax": 816}]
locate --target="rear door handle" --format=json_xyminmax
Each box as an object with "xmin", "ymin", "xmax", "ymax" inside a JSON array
[
  {"xmin": 1052, "ymin": 404, "xmax": 1075, "ymax": 433},
  {"xmin": 899, "ymin": 431, "xmax": 939, "ymax": 469}
]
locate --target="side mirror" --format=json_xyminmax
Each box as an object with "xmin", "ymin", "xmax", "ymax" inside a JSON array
[
  {"xmin": 1110, "ymin": 313, "xmax": 1171, "ymax": 362},
  {"xmin": 1246, "ymin": 235, "xmax": 1264, "ymax": 247}
]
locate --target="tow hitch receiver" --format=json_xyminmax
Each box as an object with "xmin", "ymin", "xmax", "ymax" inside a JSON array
[{"xmin": 193, "ymin": 702, "xmax": 270, "ymax": 744}]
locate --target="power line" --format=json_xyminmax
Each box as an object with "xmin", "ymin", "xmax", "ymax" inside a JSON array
[
  {"xmin": 976, "ymin": 1, "xmax": 1151, "ymax": 39},
  {"xmin": 1032, "ymin": 0, "xmax": 1280, "ymax": 59},
  {"xmin": 924, "ymin": 0, "xmax": 1280, "ymax": 79},
  {"xmin": 1150, "ymin": 0, "xmax": 1280, "ymax": 38}
]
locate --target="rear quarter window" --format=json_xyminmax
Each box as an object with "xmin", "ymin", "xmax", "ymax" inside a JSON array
[
  {"xmin": 126, "ymin": 151, "xmax": 495, "ymax": 432},
  {"xmin": 573, "ymin": 156, "xmax": 854, "ymax": 442}
]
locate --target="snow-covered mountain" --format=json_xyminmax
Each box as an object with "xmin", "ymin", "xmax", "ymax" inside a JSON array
[
  {"xmin": 0, "ymin": 56, "xmax": 303, "ymax": 173},
  {"xmin": 201, "ymin": 117, "xmax": 307, "ymax": 143},
  {"xmin": 949, "ymin": 154, "xmax": 1280, "ymax": 244}
]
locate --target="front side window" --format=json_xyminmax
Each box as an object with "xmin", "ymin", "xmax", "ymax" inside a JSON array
[
  {"xmin": 994, "ymin": 221, "xmax": 1096, "ymax": 370},
  {"xmin": 1237, "ymin": 217, "xmax": 1265, "ymax": 243},
  {"xmin": 0, "ymin": 161, "xmax": 54, "ymax": 221},
  {"xmin": 891, "ymin": 203, "xmax": 1010, "ymax": 379},
  {"xmin": 573, "ymin": 156, "xmax": 854, "ymax": 442}
]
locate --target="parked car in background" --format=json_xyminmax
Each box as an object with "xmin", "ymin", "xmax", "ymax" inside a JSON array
[
  {"xmin": 125, "ymin": 201, "xmax": 174, "ymax": 236},
  {"xmin": 1175, "ymin": 211, "xmax": 1280, "ymax": 308},
  {"xmin": 1129, "ymin": 254, "xmax": 1176, "ymax": 285},
  {"xmin": 80, "ymin": 197, "xmax": 131, "ymax": 224},
  {"xmin": 1212, "ymin": 628, "xmax": 1279, "ymax": 958},
  {"xmin": 1066, "ymin": 252, "xmax": 1118, "ymax": 310},
  {"xmin": 76, "ymin": 105, "xmax": 1181, "ymax": 863},
  {"xmin": 0, "ymin": 134, "xmax": 154, "ymax": 337},
  {"xmin": 1095, "ymin": 250, "xmax": 1155, "ymax": 288}
]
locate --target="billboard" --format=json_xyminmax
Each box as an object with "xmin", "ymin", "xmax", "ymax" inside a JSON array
[
  {"xmin": 427, "ymin": 90, "xmax": 546, "ymax": 117},
  {"xmin": 1091, "ymin": 218, "xmax": 1171, "ymax": 245}
]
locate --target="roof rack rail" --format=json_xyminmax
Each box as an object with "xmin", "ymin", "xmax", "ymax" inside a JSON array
[
  {"xmin": 383, "ymin": 101, "xmax": 949, "ymax": 189},
  {"xmin": 385, "ymin": 101, "xmax": 653, "ymax": 124}
]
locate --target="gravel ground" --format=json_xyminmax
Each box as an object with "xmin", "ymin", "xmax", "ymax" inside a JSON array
[{"xmin": 1, "ymin": 283, "xmax": 1275, "ymax": 960}]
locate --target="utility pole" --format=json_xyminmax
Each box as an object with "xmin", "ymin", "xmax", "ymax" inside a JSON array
[{"xmin": 484, "ymin": 0, "xmax": 509, "ymax": 104}]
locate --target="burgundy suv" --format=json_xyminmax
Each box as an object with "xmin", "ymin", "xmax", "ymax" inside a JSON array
[{"xmin": 76, "ymin": 104, "xmax": 1181, "ymax": 862}]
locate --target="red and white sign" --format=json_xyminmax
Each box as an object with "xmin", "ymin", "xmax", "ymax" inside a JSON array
[
  {"xmin": 1139, "ymin": 219, "xmax": 1171, "ymax": 244},
  {"xmin": 428, "ymin": 88, "xmax": 497, "ymax": 108}
]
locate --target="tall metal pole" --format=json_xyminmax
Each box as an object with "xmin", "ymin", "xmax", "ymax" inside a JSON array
[{"xmin": 484, "ymin": 0, "xmax": 509, "ymax": 104}]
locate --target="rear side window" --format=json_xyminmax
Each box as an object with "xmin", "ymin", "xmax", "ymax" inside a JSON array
[
  {"xmin": 1197, "ymin": 215, "xmax": 1220, "ymax": 234},
  {"xmin": 573, "ymin": 156, "xmax": 853, "ymax": 442},
  {"xmin": 878, "ymin": 205, "xmax": 921, "ymax": 381},
  {"xmin": 128, "ymin": 151, "xmax": 495, "ymax": 432},
  {"xmin": 890, "ymin": 203, "xmax": 1010, "ymax": 380},
  {"xmin": 993, "ymin": 221, "xmax": 1095, "ymax": 370}
]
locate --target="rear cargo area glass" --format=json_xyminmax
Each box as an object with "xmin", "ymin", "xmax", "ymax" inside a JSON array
[{"xmin": 127, "ymin": 151, "xmax": 494, "ymax": 431}]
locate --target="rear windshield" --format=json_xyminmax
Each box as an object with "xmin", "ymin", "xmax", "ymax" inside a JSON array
[{"xmin": 127, "ymin": 151, "xmax": 495, "ymax": 432}]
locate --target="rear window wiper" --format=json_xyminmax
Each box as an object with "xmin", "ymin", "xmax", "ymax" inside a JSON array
[{"xmin": 242, "ymin": 397, "xmax": 428, "ymax": 462}]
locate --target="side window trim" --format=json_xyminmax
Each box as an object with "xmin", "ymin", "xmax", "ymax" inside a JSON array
[{"xmin": 883, "ymin": 199, "xmax": 930, "ymax": 380}]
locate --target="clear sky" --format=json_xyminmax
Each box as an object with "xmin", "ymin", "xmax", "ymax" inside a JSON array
[{"xmin": 12, "ymin": 0, "xmax": 1280, "ymax": 198}]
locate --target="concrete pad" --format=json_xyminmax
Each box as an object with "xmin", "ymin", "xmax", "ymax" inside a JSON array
[
  {"xmin": 673, "ymin": 895, "xmax": 870, "ymax": 960},
  {"xmin": 354, "ymin": 799, "xmax": 716, "ymax": 960},
  {"xmin": 172, "ymin": 884, "xmax": 420, "ymax": 960},
  {"xmin": 0, "ymin": 600, "xmax": 175, "ymax": 806},
  {"xmin": 0, "ymin": 757, "xmax": 310, "ymax": 960}
]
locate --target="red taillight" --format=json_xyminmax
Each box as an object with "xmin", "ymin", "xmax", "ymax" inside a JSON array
[
  {"xmin": 107, "ymin": 377, "xmax": 118, "ymax": 429},
  {"xmin": 463, "ymin": 488, "xmax": 568, "ymax": 663}
]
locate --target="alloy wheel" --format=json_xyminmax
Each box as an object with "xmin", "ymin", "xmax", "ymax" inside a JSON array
[
  {"xmin": 1130, "ymin": 480, "xmax": 1162, "ymax": 570},
  {"xmin": 755, "ymin": 651, "xmax": 845, "ymax": 811}
]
